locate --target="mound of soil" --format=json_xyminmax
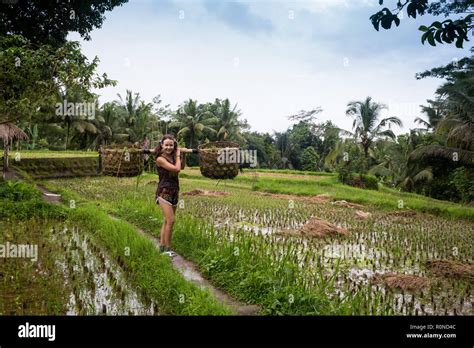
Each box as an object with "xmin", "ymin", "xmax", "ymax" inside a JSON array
[
  {"xmin": 426, "ymin": 259, "xmax": 474, "ymax": 281},
  {"xmin": 182, "ymin": 189, "xmax": 230, "ymax": 197},
  {"xmin": 281, "ymin": 216, "xmax": 348, "ymax": 238},
  {"xmin": 313, "ymin": 194, "xmax": 332, "ymax": 202},
  {"xmin": 331, "ymin": 200, "xmax": 364, "ymax": 209},
  {"xmin": 387, "ymin": 210, "xmax": 417, "ymax": 217},
  {"xmin": 374, "ymin": 273, "xmax": 430, "ymax": 291},
  {"xmin": 355, "ymin": 210, "xmax": 371, "ymax": 219}
]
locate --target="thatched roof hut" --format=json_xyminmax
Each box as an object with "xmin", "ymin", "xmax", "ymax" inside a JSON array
[{"xmin": 0, "ymin": 122, "xmax": 29, "ymax": 172}]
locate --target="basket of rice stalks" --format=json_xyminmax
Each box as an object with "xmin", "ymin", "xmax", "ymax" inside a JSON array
[
  {"xmin": 198, "ymin": 141, "xmax": 240, "ymax": 179},
  {"xmin": 100, "ymin": 144, "xmax": 144, "ymax": 177}
]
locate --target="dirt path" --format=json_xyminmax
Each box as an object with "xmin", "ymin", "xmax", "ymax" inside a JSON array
[
  {"xmin": 126, "ymin": 222, "xmax": 260, "ymax": 315},
  {"xmin": 13, "ymin": 172, "xmax": 260, "ymax": 316},
  {"xmin": 37, "ymin": 184, "xmax": 63, "ymax": 204}
]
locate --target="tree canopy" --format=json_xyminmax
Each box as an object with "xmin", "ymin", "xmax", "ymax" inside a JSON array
[
  {"xmin": 0, "ymin": 0, "xmax": 128, "ymax": 48},
  {"xmin": 371, "ymin": 0, "xmax": 473, "ymax": 48}
]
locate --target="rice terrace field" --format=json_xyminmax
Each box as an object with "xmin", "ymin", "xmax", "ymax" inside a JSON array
[
  {"xmin": 1, "ymin": 2, "xmax": 474, "ymax": 346},
  {"xmin": 1, "ymin": 155, "xmax": 472, "ymax": 316}
]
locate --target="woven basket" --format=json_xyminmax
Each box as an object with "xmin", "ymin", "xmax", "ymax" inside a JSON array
[
  {"xmin": 100, "ymin": 144, "xmax": 144, "ymax": 177},
  {"xmin": 198, "ymin": 141, "xmax": 240, "ymax": 179}
]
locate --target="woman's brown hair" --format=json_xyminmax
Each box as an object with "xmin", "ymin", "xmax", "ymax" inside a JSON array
[{"xmin": 154, "ymin": 134, "xmax": 178, "ymax": 158}]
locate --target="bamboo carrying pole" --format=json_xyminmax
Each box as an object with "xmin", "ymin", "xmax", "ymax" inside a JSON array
[{"xmin": 100, "ymin": 142, "xmax": 242, "ymax": 179}]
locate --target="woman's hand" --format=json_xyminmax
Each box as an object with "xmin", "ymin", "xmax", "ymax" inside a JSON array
[
  {"xmin": 178, "ymin": 147, "xmax": 193, "ymax": 153},
  {"xmin": 156, "ymin": 156, "xmax": 181, "ymax": 173},
  {"xmin": 176, "ymin": 148, "xmax": 181, "ymax": 157}
]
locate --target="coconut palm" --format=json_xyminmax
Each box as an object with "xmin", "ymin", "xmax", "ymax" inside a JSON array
[
  {"xmin": 368, "ymin": 133, "xmax": 433, "ymax": 190},
  {"xmin": 48, "ymin": 86, "xmax": 99, "ymax": 150},
  {"xmin": 82, "ymin": 102, "xmax": 128, "ymax": 149},
  {"xmin": 114, "ymin": 90, "xmax": 155, "ymax": 143},
  {"xmin": 409, "ymin": 72, "xmax": 473, "ymax": 167},
  {"xmin": 415, "ymin": 99, "xmax": 445, "ymax": 131},
  {"xmin": 345, "ymin": 97, "xmax": 403, "ymax": 162},
  {"xmin": 115, "ymin": 90, "xmax": 141, "ymax": 127},
  {"xmin": 24, "ymin": 124, "xmax": 39, "ymax": 150},
  {"xmin": 209, "ymin": 98, "xmax": 246, "ymax": 142},
  {"xmin": 60, "ymin": 98, "xmax": 98, "ymax": 150},
  {"xmin": 129, "ymin": 101, "xmax": 154, "ymax": 143},
  {"xmin": 170, "ymin": 99, "xmax": 218, "ymax": 149},
  {"xmin": 274, "ymin": 131, "xmax": 294, "ymax": 169},
  {"xmin": 436, "ymin": 81, "xmax": 473, "ymax": 151}
]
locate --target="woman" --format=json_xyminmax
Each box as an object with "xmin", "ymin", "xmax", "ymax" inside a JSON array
[{"xmin": 154, "ymin": 134, "xmax": 192, "ymax": 257}]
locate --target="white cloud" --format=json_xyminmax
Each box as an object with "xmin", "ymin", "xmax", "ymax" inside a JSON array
[{"xmin": 67, "ymin": 0, "xmax": 467, "ymax": 136}]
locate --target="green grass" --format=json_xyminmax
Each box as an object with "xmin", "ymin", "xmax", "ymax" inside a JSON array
[
  {"xmin": 251, "ymin": 176, "xmax": 473, "ymax": 220},
  {"xmin": 33, "ymin": 183, "xmax": 234, "ymax": 315},
  {"xmin": 41, "ymin": 179, "xmax": 383, "ymax": 315},
  {"xmin": 1, "ymin": 179, "xmax": 231, "ymax": 315},
  {"xmin": 6, "ymin": 150, "xmax": 98, "ymax": 158},
  {"xmin": 66, "ymin": 204, "xmax": 232, "ymax": 315},
  {"xmin": 186, "ymin": 166, "xmax": 334, "ymax": 176},
  {"xmin": 0, "ymin": 181, "xmax": 71, "ymax": 314},
  {"xmin": 0, "ymin": 180, "xmax": 67, "ymax": 220},
  {"xmin": 0, "ymin": 218, "xmax": 71, "ymax": 315},
  {"xmin": 62, "ymin": 191, "xmax": 356, "ymax": 315},
  {"xmin": 179, "ymin": 170, "xmax": 474, "ymax": 220},
  {"xmin": 250, "ymin": 168, "xmax": 334, "ymax": 176},
  {"xmin": 40, "ymin": 174, "xmax": 474, "ymax": 316},
  {"xmin": 41, "ymin": 174, "xmax": 474, "ymax": 315},
  {"xmin": 8, "ymin": 157, "xmax": 99, "ymax": 179}
]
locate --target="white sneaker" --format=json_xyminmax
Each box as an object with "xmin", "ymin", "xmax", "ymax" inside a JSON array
[{"xmin": 164, "ymin": 251, "xmax": 177, "ymax": 257}]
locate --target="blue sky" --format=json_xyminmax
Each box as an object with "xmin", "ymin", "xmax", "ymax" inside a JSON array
[{"xmin": 68, "ymin": 0, "xmax": 471, "ymax": 135}]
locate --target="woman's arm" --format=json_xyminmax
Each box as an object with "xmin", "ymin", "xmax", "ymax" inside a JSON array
[
  {"xmin": 178, "ymin": 147, "xmax": 196, "ymax": 153},
  {"xmin": 156, "ymin": 149, "xmax": 181, "ymax": 173}
]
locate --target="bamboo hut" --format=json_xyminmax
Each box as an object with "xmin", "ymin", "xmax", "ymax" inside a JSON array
[{"xmin": 0, "ymin": 122, "xmax": 29, "ymax": 174}]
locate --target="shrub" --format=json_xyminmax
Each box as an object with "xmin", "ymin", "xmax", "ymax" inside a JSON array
[
  {"xmin": 0, "ymin": 180, "xmax": 66, "ymax": 219},
  {"xmin": 337, "ymin": 163, "xmax": 353, "ymax": 185},
  {"xmin": 0, "ymin": 180, "xmax": 40, "ymax": 201},
  {"xmin": 359, "ymin": 174, "xmax": 379, "ymax": 190},
  {"xmin": 450, "ymin": 167, "xmax": 474, "ymax": 203},
  {"xmin": 0, "ymin": 199, "xmax": 67, "ymax": 220},
  {"xmin": 300, "ymin": 146, "xmax": 320, "ymax": 171},
  {"xmin": 337, "ymin": 165, "xmax": 379, "ymax": 190}
]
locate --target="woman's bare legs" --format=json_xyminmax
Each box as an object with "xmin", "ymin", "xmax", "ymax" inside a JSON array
[
  {"xmin": 159, "ymin": 199, "xmax": 175, "ymax": 248},
  {"xmin": 160, "ymin": 222, "xmax": 165, "ymax": 246}
]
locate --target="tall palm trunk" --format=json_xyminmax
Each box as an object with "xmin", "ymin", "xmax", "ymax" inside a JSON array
[
  {"xmin": 3, "ymin": 141, "xmax": 9, "ymax": 173},
  {"xmin": 65, "ymin": 118, "xmax": 71, "ymax": 150}
]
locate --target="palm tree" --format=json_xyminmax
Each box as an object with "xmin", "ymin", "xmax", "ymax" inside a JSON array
[
  {"xmin": 68, "ymin": 116, "xmax": 99, "ymax": 149},
  {"xmin": 129, "ymin": 101, "xmax": 154, "ymax": 143},
  {"xmin": 345, "ymin": 97, "xmax": 403, "ymax": 163},
  {"xmin": 369, "ymin": 133, "xmax": 433, "ymax": 191},
  {"xmin": 436, "ymin": 80, "xmax": 473, "ymax": 151},
  {"xmin": 115, "ymin": 90, "xmax": 141, "ymax": 127},
  {"xmin": 56, "ymin": 90, "xmax": 98, "ymax": 150},
  {"xmin": 85, "ymin": 102, "xmax": 128, "ymax": 148},
  {"xmin": 415, "ymin": 99, "xmax": 445, "ymax": 131},
  {"xmin": 115, "ymin": 90, "xmax": 155, "ymax": 143},
  {"xmin": 210, "ymin": 98, "xmax": 246, "ymax": 142},
  {"xmin": 170, "ymin": 99, "xmax": 218, "ymax": 149},
  {"xmin": 24, "ymin": 124, "xmax": 39, "ymax": 150},
  {"xmin": 409, "ymin": 73, "xmax": 473, "ymax": 167},
  {"xmin": 274, "ymin": 131, "xmax": 293, "ymax": 169}
]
